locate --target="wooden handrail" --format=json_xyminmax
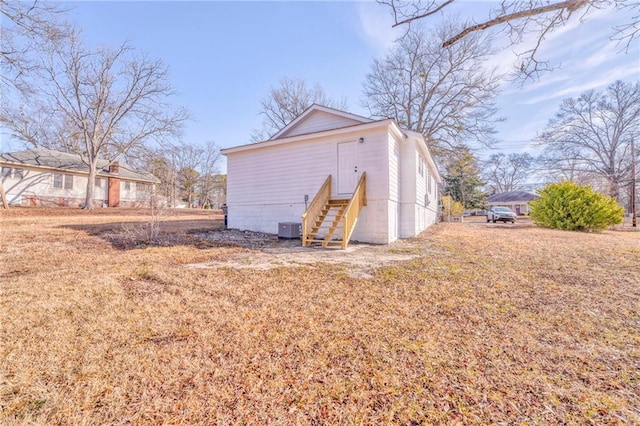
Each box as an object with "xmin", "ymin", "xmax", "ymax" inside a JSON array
[
  {"xmin": 301, "ymin": 175, "xmax": 331, "ymax": 246},
  {"xmin": 341, "ymin": 172, "xmax": 366, "ymax": 249}
]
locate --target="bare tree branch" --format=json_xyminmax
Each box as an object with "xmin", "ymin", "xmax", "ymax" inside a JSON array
[
  {"xmin": 362, "ymin": 21, "xmax": 504, "ymax": 160},
  {"xmin": 379, "ymin": 0, "xmax": 635, "ymax": 80},
  {"xmin": 611, "ymin": 0, "xmax": 640, "ymax": 51},
  {"xmin": 384, "ymin": 0, "xmax": 455, "ymax": 27},
  {"xmin": 442, "ymin": 0, "xmax": 590, "ymax": 48},
  {"xmin": 251, "ymin": 77, "xmax": 348, "ymax": 141},
  {"xmin": 2, "ymin": 27, "xmax": 189, "ymax": 209},
  {"xmin": 539, "ymin": 80, "xmax": 640, "ymax": 202},
  {"xmin": 0, "ymin": 0, "xmax": 69, "ymax": 93},
  {"xmin": 483, "ymin": 152, "xmax": 535, "ymax": 192}
]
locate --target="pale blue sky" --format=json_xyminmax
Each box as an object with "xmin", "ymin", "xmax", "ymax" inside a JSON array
[{"xmin": 3, "ymin": 1, "xmax": 639, "ymax": 171}]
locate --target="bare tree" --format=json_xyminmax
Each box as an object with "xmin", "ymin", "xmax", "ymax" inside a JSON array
[
  {"xmin": 205, "ymin": 173, "xmax": 227, "ymax": 209},
  {"xmin": 139, "ymin": 144, "xmax": 187, "ymax": 208},
  {"xmin": 483, "ymin": 152, "xmax": 535, "ymax": 192},
  {"xmin": 179, "ymin": 166, "xmax": 200, "ymax": 208},
  {"xmin": 362, "ymin": 22, "xmax": 503, "ymax": 158},
  {"xmin": 378, "ymin": 0, "xmax": 639, "ymax": 79},
  {"xmin": 539, "ymin": 80, "xmax": 640, "ymax": 201},
  {"xmin": 252, "ymin": 77, "xmax": 348, "ymax": 141},
  {"xmin": 0, "ymin": 102, "xmax": 82, "ymax": 152},
  {"xmin": 1, "ymin": 0, "xmax": 68, "ymax": 92},
  {"xmin": 145, "ymin": 141, "xmax": 222, "ymax": 207},
  {"xmin": 538, "ymin": 148, "xmax": 600, "ymax": 185},
  {"xmin": 2, "ymin": 29, "xmax": 189, "ymax": 209},
  {"xmin": 196, "ymin": 141, "xmax": 222, "ymax": 206},
  {"xmin": 173, "ymin": 142, "xmax": 203, "ymax": 207}
]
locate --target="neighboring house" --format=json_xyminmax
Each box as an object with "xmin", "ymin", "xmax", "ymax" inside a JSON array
[
  {"xmin": 487, "ymin": 190, "xmax": 540, "ymax": 215},
  {"xmin": 0, "ymin": 148, "xmax": 159, "ymax": 208},
  {"xmin": 221, "ymin": 104, "xmax": 441, "ymax": 246}
]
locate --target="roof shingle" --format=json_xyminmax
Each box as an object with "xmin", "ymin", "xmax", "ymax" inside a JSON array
[
  {"xmin": 487, "ymin": 191, "xmax": 539, "ymax": 203},
  {"xmin": 0, "ymin": 148, "xmax": 158, "ymax": 183}
]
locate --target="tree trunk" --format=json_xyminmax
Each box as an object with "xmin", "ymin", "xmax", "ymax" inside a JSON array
[
  {"xmin": 84, "ymin": 161, "xmax": 97, "ymax": 210},
  {"xmin": 610, "ymin": 180, "xmax": 620, "ymax": 203},
  {"xmin": 0, "ymin": 181, "xmax": 8, "ymax": 208}
]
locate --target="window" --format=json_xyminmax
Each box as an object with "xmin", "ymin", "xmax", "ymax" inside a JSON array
[
  {"xmin": 53, "ymin": 173, "xmax": 63, "ymax": 188},
  {"xmin": 64, "ymin": 174, "xmax": 73, "ymax": 189},
  {"xmin": 124, "ymin": 181, "xmax": 131, "ymax": 190},
  {"xmin": 427, "ymin": 169, "xmax": 432, "ymax": 194},
  {"xmin": 95, "ymin": 178, "xmax": 102, "ymax": 188},
  {"xmin": 1, "ymin": 166, "xmax": 11, "ymax": 178},
  {"xmin": 137, "ymin": 182, "xmax": 151, "ymax": 193},
  {"xmin": 418, "ymin": 154, "xmax": 425, "ymax": 177},
  {"xmin": 13, "ymin": 168, "xmax": 23, "ymax": 179}
]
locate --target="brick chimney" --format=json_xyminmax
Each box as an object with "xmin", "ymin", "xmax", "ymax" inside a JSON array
[
  {"xmin": 108, "ymin": 161, "xmax": 121, "ymax": 207},
  {"xmin": 108, "ymin": 176, "xmax": 120, "ymax": 207}
]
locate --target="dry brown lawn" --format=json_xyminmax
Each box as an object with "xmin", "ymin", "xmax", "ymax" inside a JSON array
[{"xmin": 1, "ymin": 208, "xmax": 638, "ymax": 425}]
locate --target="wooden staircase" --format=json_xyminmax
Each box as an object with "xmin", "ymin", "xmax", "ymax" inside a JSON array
[
  {"xmin": 301, "ymin": 173, "xmax": 367, "ymax": 249},
  {"xmin": 305, "ymin": 198, "xmax": 350, "ymax": 247}
]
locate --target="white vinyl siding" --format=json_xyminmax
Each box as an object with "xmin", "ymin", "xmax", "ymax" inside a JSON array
[
  {"xmin": 418, "ymin": 154, "xmax": 425, "ymax": 177},
  {"xmin": 397, "ymin": 138, "xmax": 440, "ymax": 238},
  {"xmin": 387, "ymin": 132, "xmax": 402, "ymax": 241},
  {"xmin": 224, "ymin": 111, "xmax": 441, "ymax": 244},
  {"xmin": 388, "ymin": 133, "xmax": 400, "ymax": 202},
  {"xmin": 0, "ymin": 162, "xmax": 155, "ymax": 207},
  {"xmin": 227, "ymin": 127, "xmax": 392, "ymax": 243},
  {"xmin": 0, "ymin": 167, "xmax": 105, "ymax": 206},
  {"xmin": 416, "ymin": 150, "xmax": 427, "ymax": 207},
  {"xmin": 281, "ymin": 110, "xmax": 364, "ymax": 138}
]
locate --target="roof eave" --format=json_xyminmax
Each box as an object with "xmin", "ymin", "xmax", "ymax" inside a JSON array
[
  {"xmin": 222, "ymin": 118, "xmax": 396, "ymax": 155},
  {"xmin": 0, "ymin": 158, "xmax": 158, "ymax": 183},
  {"xmin": 269, "ymin": 104, "xmax": 374, "ymax": 140}
]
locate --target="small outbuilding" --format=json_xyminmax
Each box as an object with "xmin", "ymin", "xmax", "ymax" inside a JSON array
[
  {"xmin": 221, "ymin": 105, "xmax": 441, "ymax": 247},
  {"xmin": 487, "ymin": 190, "xmax": 540, "ymax": 215}
]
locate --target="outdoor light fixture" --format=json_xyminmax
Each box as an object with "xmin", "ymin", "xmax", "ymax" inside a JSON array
[{"xmin": 358, "ymin": 137, "xmax": 365, "ymax": 144}]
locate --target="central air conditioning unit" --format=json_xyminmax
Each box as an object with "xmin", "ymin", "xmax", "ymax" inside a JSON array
[{"xmin": 278, "ymin": 222, "xmax": 301, "ymax": 239}]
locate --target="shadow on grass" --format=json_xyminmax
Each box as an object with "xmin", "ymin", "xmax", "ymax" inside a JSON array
[
  {"xmin": 464, "ymin": 218, "xmax": 538, "ymax": 230},
  {"xmin": 60, "ymin": 218, "xmax": 226, "ymax": 250}
]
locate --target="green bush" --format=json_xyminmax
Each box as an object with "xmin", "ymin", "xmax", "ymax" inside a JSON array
[{"xmin": 529, "ymin": 182, "xmax": 624, "ymax": 232}]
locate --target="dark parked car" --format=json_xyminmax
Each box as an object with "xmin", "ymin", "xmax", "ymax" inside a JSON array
[{"xmin": 487, "ymin": 206, "xmax": 517, "ymax": 223}]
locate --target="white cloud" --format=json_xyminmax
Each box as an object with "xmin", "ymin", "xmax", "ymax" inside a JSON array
[
  {"xmin": 487, "ymin": 6, "xmax": 634, "ymax": 81},
  {"xmin": 581, "ymin": 48, "xmax": 616, "ymax": 69},
  {"xmin": 491, "ymin": 4, "xmax": 638, "ymax": 107},
  {"xmin": 355, "ymin": 1, "xmax": 402, "ymax": 54}
]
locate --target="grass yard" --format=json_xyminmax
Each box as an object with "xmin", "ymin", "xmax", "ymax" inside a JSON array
[{"xmin": 1, "ymin": 208, "xmax": 638, "ymax": 425}]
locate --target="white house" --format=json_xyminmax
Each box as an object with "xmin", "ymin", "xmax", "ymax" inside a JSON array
[
  {"xmin": 0, "ymin": 148, "xmax": 158, "ymax": 208},
  {"xmin": 487, "ymin": 190, "xmax": 540, "ymax": 215},
  {"xmin": 221, "ymin": 105, "xmax": 441, "ymax": 246}
]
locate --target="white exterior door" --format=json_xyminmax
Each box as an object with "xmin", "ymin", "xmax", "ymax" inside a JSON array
[{"xmin": 338, "ymin": 141, "xmax": 358, "ymax": 195}]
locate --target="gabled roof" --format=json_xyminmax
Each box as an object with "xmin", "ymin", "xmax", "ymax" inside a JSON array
[
  {"xmin": 222, "ymin": 118, "xmax": 397, "ymax": 155},
  {"xmin": 487, "ymin": 191, "xmax": 539, "ymax": 203},
  {"xmin": 269, "ymin": 104, "xmax": 374, "ymax": 140},
  {"xmin": 0, "ymin": 148, "xmax": 159, "ymax": 183},
  {"xmin": 222, "ymin": 105, "xmax": 442, "ymax": 182}
]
